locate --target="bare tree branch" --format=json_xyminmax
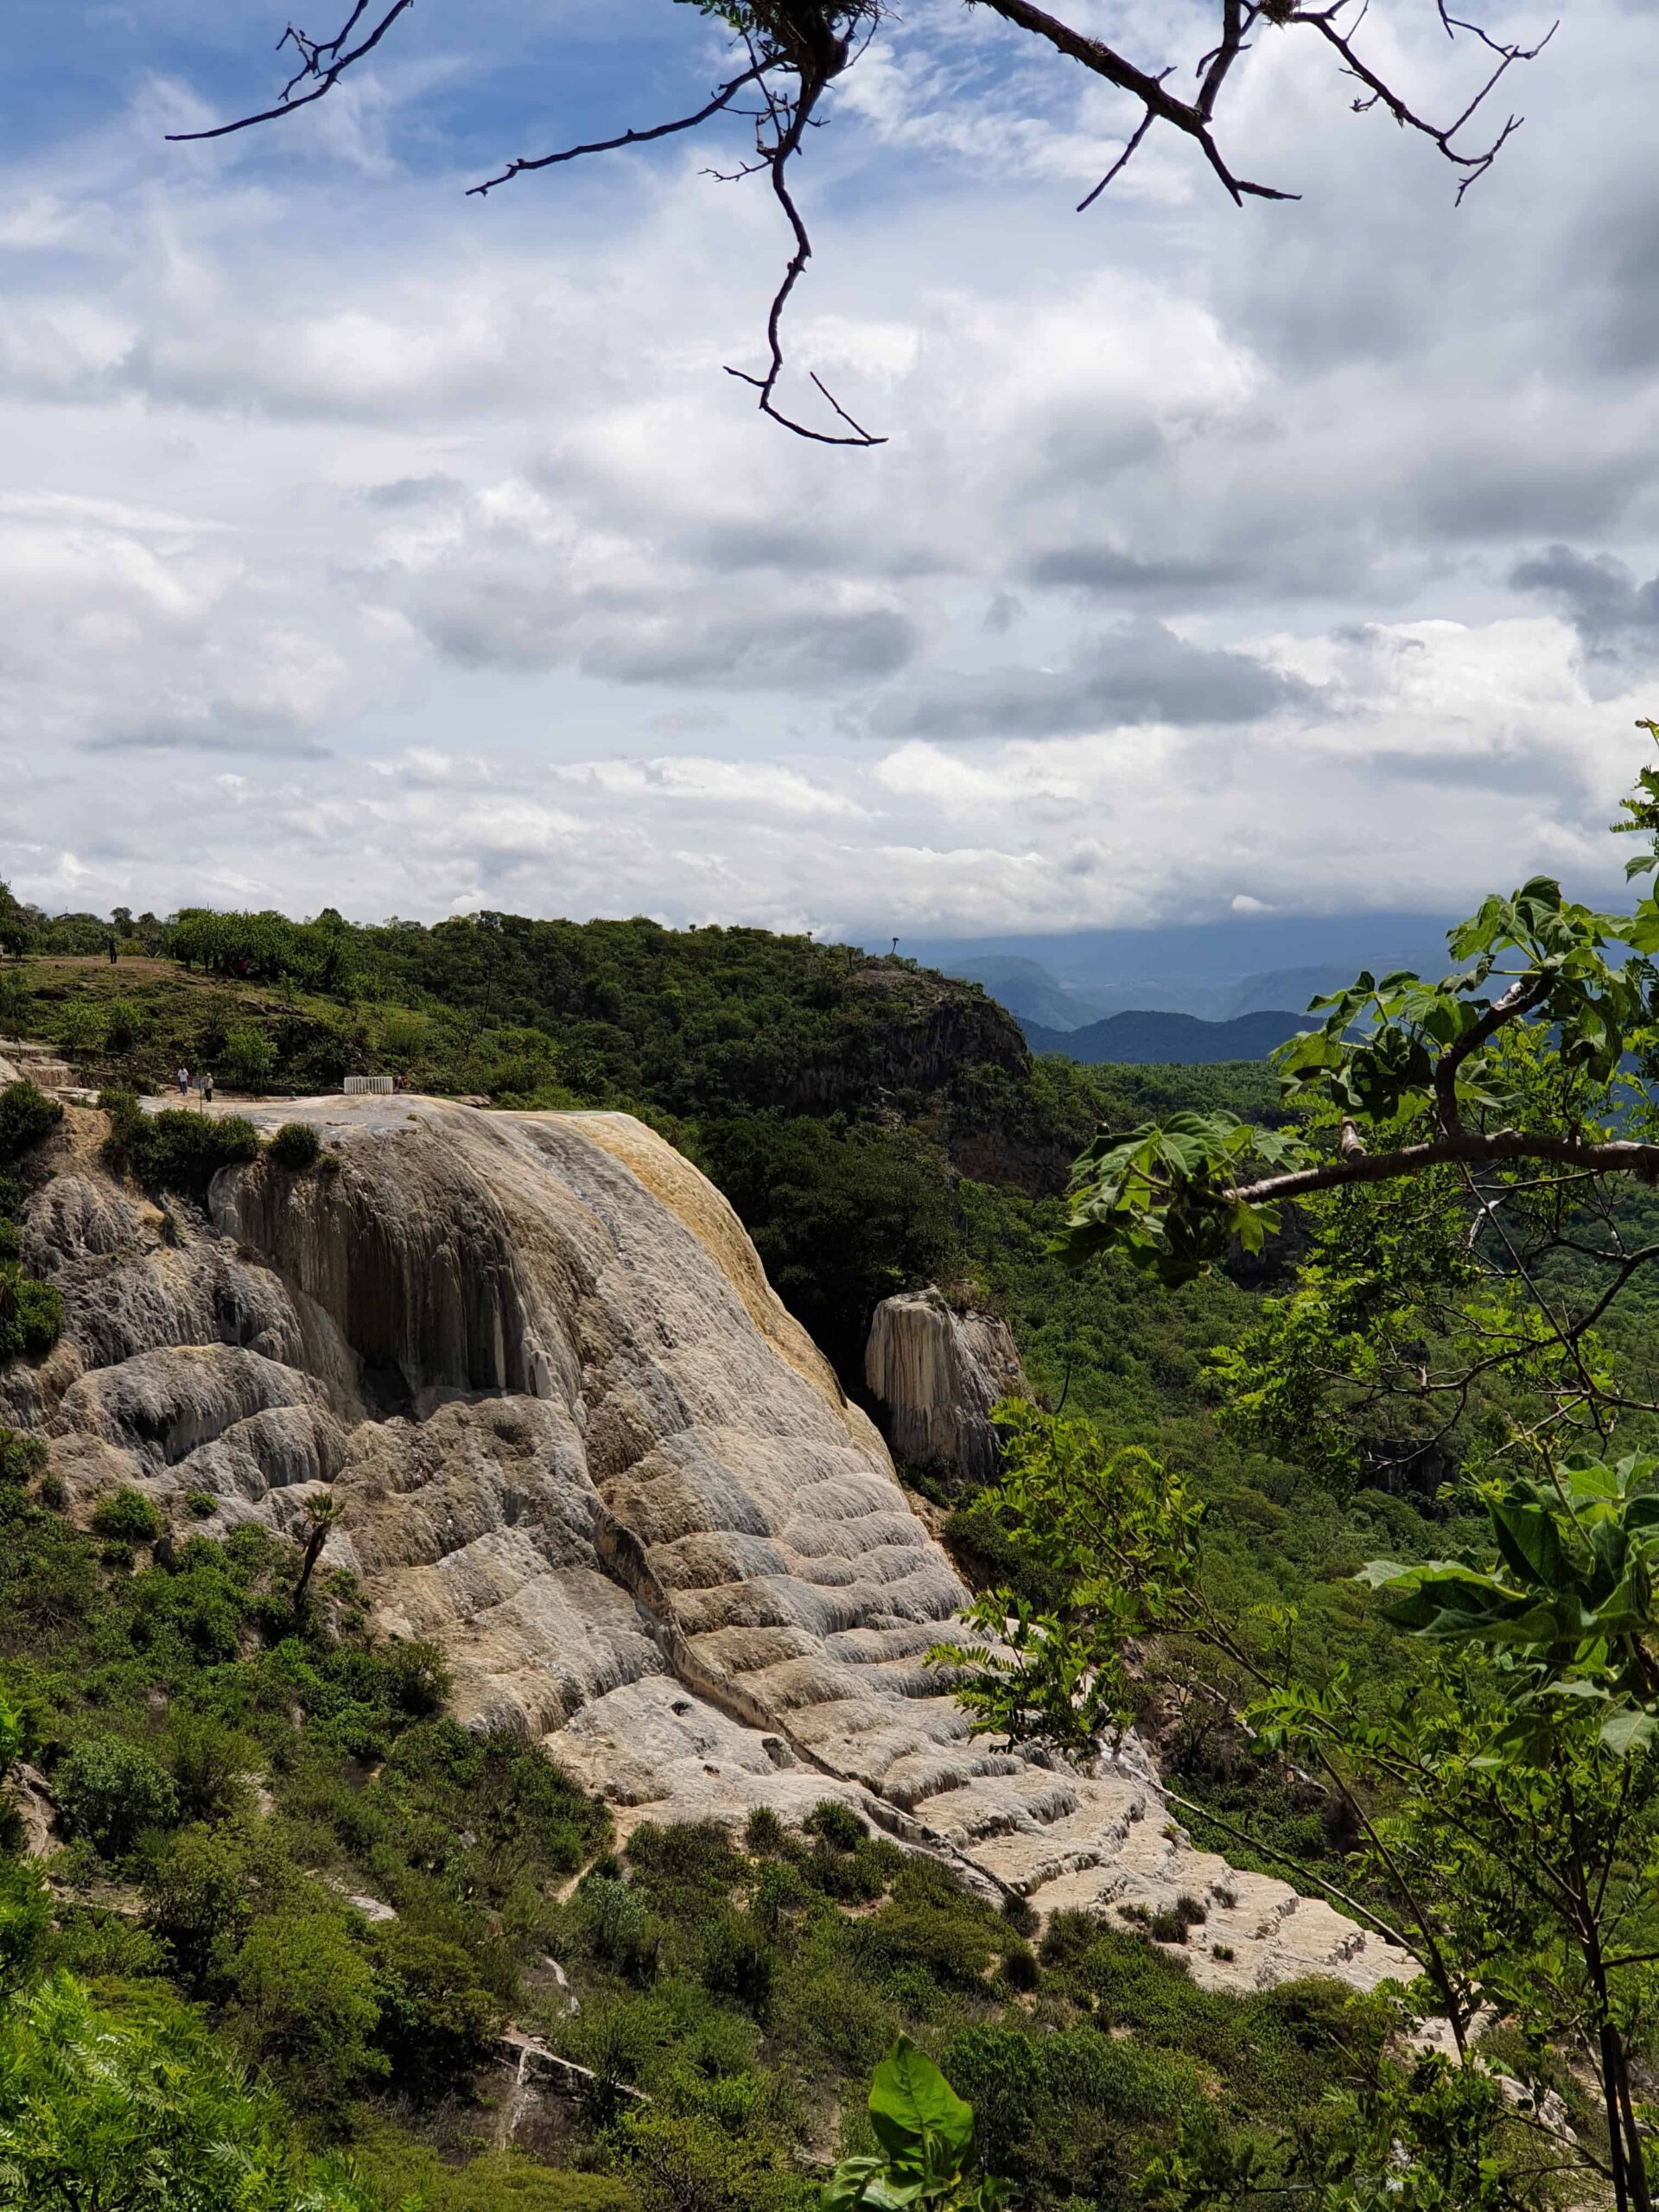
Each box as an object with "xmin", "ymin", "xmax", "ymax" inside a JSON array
[
  {"xmin": 466, "ymin": 66, "xmax": 770, "ymax": 198},
  {"xmin": 1228, "ymin": 1129, "xmax": 1659, "ymax": 1211},
  {"xmin": 166, "ymin": 1, "xmax": 417, "ymax": 143},
  {"xmin": 169, "ymin": 1, "xmax": 1554, "ymax": 437}
]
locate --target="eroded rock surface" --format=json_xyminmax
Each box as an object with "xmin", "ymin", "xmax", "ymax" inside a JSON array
[
  {"xmin": 2, "ymin": 1095, "xmax": 1411, "ymax": 1999},
  {"xmin": 866, "ymin": 1286, "xmax": 1027, "ymax": 1484}
]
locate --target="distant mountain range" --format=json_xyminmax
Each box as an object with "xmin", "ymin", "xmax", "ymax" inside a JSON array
[
  {"xmin": 874, "ymin": 912, "xmax": 1462, "ymax": 1045},
  {"xmin": 1020, "ymin": 1007, "xmax": 1311, "ymax": 1065}
]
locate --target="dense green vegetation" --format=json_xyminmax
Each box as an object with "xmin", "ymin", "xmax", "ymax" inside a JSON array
[
  {"xmin": 0, "ymin": 1442, "xmax": 1440, "ymax": 2211},
  {"xmin": 0, "ymin": 1081, "xmax": 62, "ymax": 1362},
  {"xmin": 16, "ymin": 850, "xmax": 1659, "ymax": 2205}
]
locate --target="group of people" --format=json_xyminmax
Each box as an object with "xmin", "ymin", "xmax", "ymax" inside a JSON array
[{"xmin": 175, "ymin": 1065, "xmax": 214, "ymax": 1103}]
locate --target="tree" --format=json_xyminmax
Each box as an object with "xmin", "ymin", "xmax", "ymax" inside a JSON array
[
  {"xmin": 938, "ymin": 1411, "xmax": 1659, "ymax": 2209},
  {"xmin": 1058, "ymin": 730, "xmax": 1659, "ymax": 1473},
  {"xmin": 174, "ymin": 2, "xmax": 1551, "ymax": 446},
  {"xmin": 290, "ymin": 1494, "xmax": 339, "ymax": 1616}
]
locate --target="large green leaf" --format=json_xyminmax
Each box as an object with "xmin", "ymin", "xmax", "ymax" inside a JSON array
[
  {"xmin": 1489, "ymin": 1497, "xmax": 1568, "ymax": 1592},
  {"xmin": 822, "ymin": 2157, "xmax": 887, "ymax": 2210},
  {"xmin": 1599, "ymin": 1705, "xmax": 1659, "ymax": 1757},
  {"xmin": 868, "ymin": 2038, "xmax": 974, "ymax": 2170}
]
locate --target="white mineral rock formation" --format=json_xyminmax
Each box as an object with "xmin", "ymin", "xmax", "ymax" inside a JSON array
[
  {"xmin": 865, "ymin": 1287, "xmax": 1027, "ymax": 1484},
  {"xmin": 3, "ymin": 1096, "xmax": 1412, "ymax": 2000}
]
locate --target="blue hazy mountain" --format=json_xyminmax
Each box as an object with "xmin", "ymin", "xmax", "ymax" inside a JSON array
[
  {"xmin": 927, "ymin": 953, "xmax": 1106, "ymax": 1032},
  {"xmin": 1021, "ymin": 1007, "xmax": 1311, "ymax": 1065},
  {"xmin": 886, "ymin": 913, "xmax": 1459, "ymax": 1028}
]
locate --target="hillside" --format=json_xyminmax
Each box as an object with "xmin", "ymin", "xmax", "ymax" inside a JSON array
[
  {"xmin": 1021, "ymin": 1007, "xmax": 1309, "ymax": 1064},
  {"xmin": 0, "ymin": 899, "xmax": 1289, "ymax": 1384},
  {"xmin": 0, "ymin": 896, "xmax": 1512, "ymax": 2209},
  {"xmin": 0, "ymin": 1058, "xmax": 1465, "ymax": 2212}
]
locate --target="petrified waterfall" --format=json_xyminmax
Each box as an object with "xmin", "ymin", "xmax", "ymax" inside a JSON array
[
  {"xmin": 3, "ymin": 1095, "xmax": 1410, "ymax": 1999},
  {"xmin": 864, "ymin": 1286, "xmax": 1026, "ymax": 1484}
]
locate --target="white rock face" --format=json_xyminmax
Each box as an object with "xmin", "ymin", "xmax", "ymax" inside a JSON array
[
  {"xmin": 3, "ymin": 1096, "xmax": 1414, "ymax": 1999},
  {"xmin": 866, "ymin": 1287, "xmax": 1027, "ymax": 1484}
]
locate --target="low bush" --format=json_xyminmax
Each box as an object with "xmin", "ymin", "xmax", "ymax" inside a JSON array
[
  {"xmin": 104, "ymin": 999, "xmax": 143, "ymax": 1054},
  {"xmin": 269, "ymin": 1121, "xmax": 321, "ymax": 1169},
  {"xmin": 0, "ymin": 1081, "xmax": 60, "ymax": 1163},
  {"xmin": 91, "ymin": 1487, "xmax": 162, "ymax": 1544},
  {"xmin": 228, "ymin": 1907, "xmax": 385, "ymax": 2106},
  {"xmin": 54, "ymin": 1737, "xmax": 180, "ymax": 1856},
  {"xmin": 368, "ymin": 1921, "xmax": 503, "ymax": 2092},
  {"xmin": 103, "ymin": 1091, "xmax": 260, "ymax": 1195},
  {"xmin": 0, "ymin": 1266, "xmax": 62, "ymax": 1360},
  {"xmin": 804, "ymin": 1798, "xmax": 866, "ymax": 1852},
  {"xmin": 0, "ymin": 1428, "xmax": 46, "ymax": 1486}
]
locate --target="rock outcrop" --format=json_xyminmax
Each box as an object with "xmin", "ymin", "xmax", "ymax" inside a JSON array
[
  {"xmin": 1, "ymin": 1095, "xmax": 1412, "ymax": 2000},
  {"xmin": 865, "ymin": 1287, "xmax": 1026, "ymax": 1485}
]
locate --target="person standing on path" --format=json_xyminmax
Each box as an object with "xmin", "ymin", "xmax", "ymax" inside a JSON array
[
  {"xmin": 201, "ymin": 1071, "xmax": 214, "ymax": 1105},
  {"xmin": 176, "ymin": 1065, "xmax": 189, "ymax": 1098}
]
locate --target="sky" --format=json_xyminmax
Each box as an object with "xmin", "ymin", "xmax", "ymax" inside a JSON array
[{"xmin": 4, "ymin": 0, "xmax": 1659, "ymax": 942}]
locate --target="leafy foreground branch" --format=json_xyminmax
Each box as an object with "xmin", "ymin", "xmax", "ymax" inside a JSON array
[
  {"xmin": 1058, "ymin": 728, "xmax": 1659, "ymax": 1471},
  {"xmin": 938, "ymin": 1402, "xmax": 1659, "ymax": 2210},
  {"xmin": 823, "ymin": 2037, "xmax": 1009, "ymax": 2210}
]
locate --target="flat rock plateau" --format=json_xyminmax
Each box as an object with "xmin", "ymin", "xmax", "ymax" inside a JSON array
[{"xmin": 3, "ymin": 1094, "xmax": 1410, "ymax": 2000}]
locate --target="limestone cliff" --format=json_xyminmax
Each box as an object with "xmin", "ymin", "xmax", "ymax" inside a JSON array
[
  {"xmin": 2, "ymin": 1095, "xmax": 1409, "ymax": 1999},
  {"xmin": 865, "ymin": 1287, "xmax": 1026, "ymax": 1485}
]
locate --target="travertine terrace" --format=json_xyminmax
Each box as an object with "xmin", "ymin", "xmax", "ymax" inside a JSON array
[{"xmin": 3, "ymin": 1094, "xmax": 1409, "ymax": 1999}]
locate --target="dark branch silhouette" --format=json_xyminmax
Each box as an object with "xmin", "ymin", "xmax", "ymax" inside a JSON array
[{"xmin": 168, "ymin": 0, "xmax": 1554, "ymax": 442}]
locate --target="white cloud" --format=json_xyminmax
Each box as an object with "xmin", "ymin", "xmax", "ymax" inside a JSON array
[{"xmin": 2, "ymin": 0, "xmax": 1656, "ymax": 938}]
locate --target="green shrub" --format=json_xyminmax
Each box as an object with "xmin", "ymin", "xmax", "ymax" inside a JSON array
[
  {"xmin": 615, "ymin": 2110, "xmax": 809, "ymax": 2212},
  {"xmin": 0, "ymin": 1428, "xmax": 46, "ymax": 1487},
  {"xmin": 1001, "ymin": 1942, "xmax": 1040, "ymax": 1992},
  {"xmin": 55, "ymin": 1001, "xmax": 105, "ymax": 1056},
  {"xmin": 805, "ymin": 1798, "xmax": 867, "ymax": 1852},
  {"xmin": 139, "ymin": 1822, "xmax": 265, "ymax": 1986},
  {"xmin": 91, "ymin": 1487, "xmax": 162, "ymax": 1544},
  {"xmin": 0, "ymin": 1857, "xmax": 49, "ymax": 1994},
  {"xmin": 355, "ymin": 2141, "xmax": 639, "ymax": 2212},
  {"xmin": 269, "ymin": 1121, "xmax": 321, "ymax": 1170},
  {"xmin": 185, "ymin": 1490, "xmax": 218, "ymax": 1517},
  {"xmin": 224, "ymin": 1025, "xmax": 276, "ymax": 1090},
  {"xmin": 103, "ymin": 998, "xmax": 143, "ymax": 1054},
  {"xmin": 103, "ymin": 1093, "xmax": 260, "ymax": 1195},
  {"xmin": 44, "ymin": 1905, "xmax": 169, "ymax": 1981},
  {"xmin": 54, "ymin": 1737, "xmax": 180, "ymax": 1856},
  {"xmin": 1001, "ymin": 1892, "xmax": 1039, "ymax": 1939},
  {"xmin": 0, "ymin": 1266, "xmax": 62, "ymax": 1360},
  {"xmin": 576, "ymin": 1877, "xmax": 664, "ymax": 1988},
  {"xmin": 855, "ymin": 1902, "xmax": 996, "ymax": 1991},
  {"xmin": 0, "ymin": 1081, "xmax": 60, "ymax": 1163},
  {"xmin": 229, "ymin": 1908, "xmax": 384, "ymax": 2104},
  {"xmin": 166, "ymin": 1713, "xmax": 257, "ymax": 1825},
  {"xmin": 697, "ymin": 1910, "xmax": 774, "ymax": 2014},
  {"xmin": 743, "ymin": 1804, "xmax": 785, "ymax": 1856},
  {"xmin": 368, "ymin": 1921, "xmax": 503, "ymax": 2092}
]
